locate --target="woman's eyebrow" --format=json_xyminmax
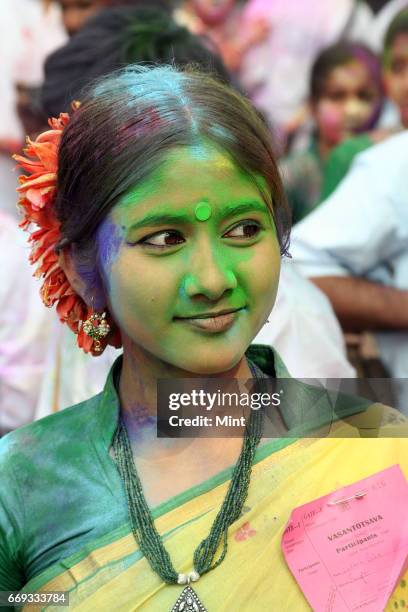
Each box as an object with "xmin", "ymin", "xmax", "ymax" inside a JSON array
[
  {"xmin": 127, "ymin": 212, "xmax": 191, "ymax": 231},
  {"xmin": 216, "ymin": 200, "xmax": 269, "ymax": 220},
  {"xmin": 127, "ymin": 200, "xmax": 268, "ymax": 231}
]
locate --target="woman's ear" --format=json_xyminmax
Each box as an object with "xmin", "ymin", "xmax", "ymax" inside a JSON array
[{"xmin": 58, "ymin": 246, "xmax": 106, "ymax": 310}]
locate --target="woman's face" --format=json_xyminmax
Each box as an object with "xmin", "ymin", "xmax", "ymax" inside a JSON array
[
  {"xmin": 191, "ymin": 0, "xmax": 236, "ymax": 26},
  {"xmin": 383, "ymin": 33, "xmax": 408, "ymax": 128},
  {"xmin": 97, "ymin": 143, "xmax": 280, "ymax": 375},
  {"xmin": 58, "ymin": 0, "xmax": 103, "ymax": 36},
  {"xmin": 314, "ymin": 59, "xmax": 381, "ymax": 147}
]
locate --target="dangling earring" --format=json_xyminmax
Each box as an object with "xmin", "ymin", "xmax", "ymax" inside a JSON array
[{"xmin": 82, "ymin": 311, "xmax": 111, "ymax": 353}]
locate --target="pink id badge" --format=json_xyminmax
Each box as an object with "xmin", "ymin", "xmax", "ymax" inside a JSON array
[{"xmin": 282, "ymin": 465, "xmax": 408, "ymax": 611}]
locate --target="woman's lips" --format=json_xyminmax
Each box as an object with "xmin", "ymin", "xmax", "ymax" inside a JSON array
[{"xmin": 175, "ymin": 309, "xmax": 243, "ymax": 333}]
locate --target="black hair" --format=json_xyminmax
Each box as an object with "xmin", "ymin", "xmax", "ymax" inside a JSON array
[
  {"xmin": 42, "ymin": 6, "xmax": 231, "ymax": 117},
  {"xmin": 101, "ymin": 0, "xmax": 171, "ymax": 7},
  {"xmin": 55, "ymin": 65, "xmax": 290, "ymax": 259},
  {"xmin": 310, "ymin": 41, "xmax": 382, "ymax": 103},
  {"xmin": 383, "ymin": 8, "xmax": 408, "ymax": 53}
]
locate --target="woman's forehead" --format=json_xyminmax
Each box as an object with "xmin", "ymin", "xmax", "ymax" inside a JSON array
[{"xmin": 112, "ymin": 144, "xmax": 267, "ymax": 222}]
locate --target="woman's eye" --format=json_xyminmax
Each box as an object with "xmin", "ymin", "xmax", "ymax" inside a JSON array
[
  {"xmin": 224, "ymin": 222, "xmax": 261, "ymax": 239},
  {"xmin": 140, "ymin": 230, "xmax": 185, "ymax": 247}
]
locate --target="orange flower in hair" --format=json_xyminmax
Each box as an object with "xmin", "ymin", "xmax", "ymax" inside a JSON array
[{"xmin": 14, "ymin": 110, "xmax": 121, "ymax": 356}]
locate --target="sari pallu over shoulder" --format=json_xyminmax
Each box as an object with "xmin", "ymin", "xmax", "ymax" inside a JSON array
[{"xmin": 19, "ymin": 436, "xmax": 408, "ymax": 612}]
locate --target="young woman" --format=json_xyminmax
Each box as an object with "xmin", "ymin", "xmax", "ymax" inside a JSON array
[
  {"xmin": 0, "ymin": 65, "xmax": 406, "ymax": 611},
  {"xmin": 281, "ymin": 41, "xmax": 384, "ymax": 223},
  {"xmin": 30, "ymin": 5, "xmax": 353, "ymax": 423}
]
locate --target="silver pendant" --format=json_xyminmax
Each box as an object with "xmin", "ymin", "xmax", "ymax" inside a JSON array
[{"xmin": 170, "ymin": 585, "xmax": 208, "ymax": 612}]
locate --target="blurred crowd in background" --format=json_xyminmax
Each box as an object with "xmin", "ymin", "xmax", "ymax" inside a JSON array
[{"xmin": 1, "ymin": 0, "xmax": 408, "ymax": 434}]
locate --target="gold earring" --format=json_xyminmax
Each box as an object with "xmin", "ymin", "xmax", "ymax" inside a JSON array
[{"xmin": 82, "ymin": 311, "xmax": 111, "ymax": 352}]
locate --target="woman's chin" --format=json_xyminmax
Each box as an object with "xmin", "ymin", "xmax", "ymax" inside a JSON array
[{"xmin": 175, "ymin": 349, "xmax": 248, "ymax": 377}]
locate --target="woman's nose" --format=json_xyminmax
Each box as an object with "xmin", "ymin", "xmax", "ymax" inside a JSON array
[{"xmin": 182, "ymin": 246, "xmax": 238, "ymax": 301}]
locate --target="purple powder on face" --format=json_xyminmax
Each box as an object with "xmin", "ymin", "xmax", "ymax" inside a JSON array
[{"xmin": 97, "ymin": 219, "xmax": 124, "ymax": 275}]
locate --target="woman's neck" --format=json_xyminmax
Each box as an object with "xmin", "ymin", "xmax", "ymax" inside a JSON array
[{"xmin": 118, "ymin": 342, "xmax": 253, "ymax": 453}]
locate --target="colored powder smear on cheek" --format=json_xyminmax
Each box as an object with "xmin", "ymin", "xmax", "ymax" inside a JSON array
[
  {"xmin": 97, "ymin": 220, "xmax": 125, "ymax": 279},
  {"xmin": 319, "ymin": 104, "xmax": 342, "ymax": 129},
  {"xmin": 317, "ymin": 103, "xmax": 344, "ymax": 142}
]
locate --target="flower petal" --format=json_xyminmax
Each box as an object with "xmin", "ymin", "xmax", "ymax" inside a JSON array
[
  {"xmin": 25, "ymin": 138, "xmax": 59, "ymax": 172},
  {"xmin": 17, "ymin": 172, "xmax": 57, "ymax": 193},
  {"xmin": 15, "ymin": 107, "xmax": 123, "ymax": 356}
]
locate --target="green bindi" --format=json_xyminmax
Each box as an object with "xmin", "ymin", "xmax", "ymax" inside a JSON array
[{"xmin": 194, "ymin": 201, "xmax": 212, "ymax": 222}]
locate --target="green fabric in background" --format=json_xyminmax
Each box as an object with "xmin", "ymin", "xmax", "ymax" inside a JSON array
[
  {"xmin": 281, "ymin": 134, "xmax": 374, "ymax": 225},
  {"xmin": 320, "ymin": 134, "xmax": 374, "ymax": 201}
]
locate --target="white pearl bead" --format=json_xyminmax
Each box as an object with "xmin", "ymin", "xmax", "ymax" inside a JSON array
[
  {"xmin": 188, "ymin": 571, "xmax": 200, "ymax": 582},
  {"xmin": 177, "ymin": 573, "xmax": 188, "ymax": 585}
]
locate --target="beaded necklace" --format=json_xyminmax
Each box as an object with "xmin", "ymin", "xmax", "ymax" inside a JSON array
[{"xmin": 112, "ymin": 361, "xmax": 266, "ymax": 612}]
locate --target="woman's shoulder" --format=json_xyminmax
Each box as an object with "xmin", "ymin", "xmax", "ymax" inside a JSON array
[
  {"xmin": 0, "ymin": 392, "xmax": 103, "ymax": 467},
  {"xmin": 346, "ymin": 402, "xmax": 408, "ymax": 434},
  {"xmin": 0, "ymin": 391, "xmax": 124, "ymax": 591}
]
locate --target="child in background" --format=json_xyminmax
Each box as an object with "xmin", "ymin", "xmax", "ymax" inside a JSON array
[
  {"xmin": 320, "ymin": 8, "xmax": 408, "ymax": 201},
  {"xmin": 280, "ymin": 42, "xmax": 383, "ymax": 224}
]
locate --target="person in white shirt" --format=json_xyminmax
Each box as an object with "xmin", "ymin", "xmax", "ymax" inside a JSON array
[
  {"xmin": 0, "ymin": 212, "xmax": 52, "ymax": 434},
  {"xmin": 290, "ymin": 131, "xmax": 408, "ymax": 407},
  {"xmin": 255, "ymin": 262, "xmax": 355, "ymax": 379},
  {"xmin": 0, "ymin": 0, "xmax": 66, "ymax": 219}
]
